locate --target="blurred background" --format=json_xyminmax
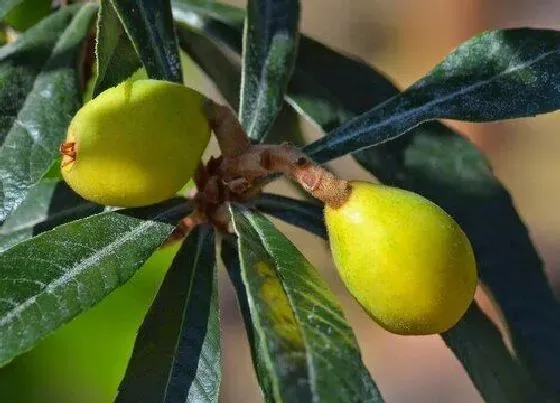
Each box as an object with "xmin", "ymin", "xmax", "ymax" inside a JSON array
[{"xmin": 2, "ymin": 0, "xmax": 560, "ymax": 402}]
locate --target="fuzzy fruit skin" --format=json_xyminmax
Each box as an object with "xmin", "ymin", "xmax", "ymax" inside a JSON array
[
  {"xmin": 324, "ymin": 181, "xmax": 477, "ymax": 335},
  {"xmin": 62, "ymin": 79, "xmax": 210, "ymax": 207}
]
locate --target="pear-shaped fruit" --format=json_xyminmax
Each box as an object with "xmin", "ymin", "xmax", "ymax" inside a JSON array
[
  {"xmin": 324, "ymin": 181, "xmax": 477, "ymax": 335},
  {"xmin": 61, "ymin": 79, "xmax": 210, "ymax": 207}
]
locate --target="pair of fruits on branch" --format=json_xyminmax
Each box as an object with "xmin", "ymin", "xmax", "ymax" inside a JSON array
[{"xmin": 60, "ymin": 78, "xmax": 477, "ymax": 336}]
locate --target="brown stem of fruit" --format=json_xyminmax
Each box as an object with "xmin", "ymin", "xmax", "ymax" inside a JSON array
[
  {"xmin": 219, "ymin": 143, "xmax": 351, "ymax": 209},
  {"xmin": 202, "ymin": 99, "xmax": 351, "ymax": 210},
  {"xmin": 180, "ymin": 209, "xmax": 207, "ymax": 232},
  {"xmin": 164, "ymin": 209, "xmax": 207, "ymax": 245},
  {"xmin": 203, "ymin": 99, "xmax": 250, "ymax": 157}
]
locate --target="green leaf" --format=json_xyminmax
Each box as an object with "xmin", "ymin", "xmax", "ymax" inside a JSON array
[
  {"xmin": 304, "ymin": 29, "xmax": 560, "ymax": 163},
  {"xmin": 175, "ymin": 23, "xmax": 305, "ymax": 147},
  {"xmin": 2, "ymin": 0, "xmax": 52, "ymax": 32},
  {"xmin": 0, "ymin": 0, "xmax": 23, "ymax": 19},
  {"xmin": 229, "ymin": 204, "xmax": 383, "ymax": 402},
  {"xmin": 171, "ymin": 0, "xmax": 244, "ymax": 54},
  {"xmin": 220, "ymin": 236, "xmax": 275, "ymax": 400},
  {"xmin": 177, "ymin": 4, "xmax": 300, "ymax": 147},
  {"xmin": 175, "ymin": 24, "xmax": 240, "ymax": 108},
  {"xmin": 253, "ymin": 193, "xmax": 326, "ymax": 238},
  {"xmin": 0, "ymin": 199, "xmax": 189, "ymax": 367},
  {"xmin": 172, "ymin": 4, "xmax": 361, "ymax": 147},
  {"xmin": 111, "ymin": 0, "xmax": 182, "ymax": 83},
  {"xmin": 171, "ymin": 0, "xmax": 244, "ymax": 26},
  {"xmin": 93, "ymin": 0, "xmax": 142, "ymax": 97},
  {"xmin": 443, "ymin": 305, "xmax": 541, "ymax": 402},
  {"xmin": 40, "ymin": 156, "xmax": 63, "ymax": 181},
  {"xmin": 288, "ymin": 36, "xmax": 396, "ymax": 132},
  {"xmin": 117, "ymin": 225, "xmax": 220, "ymax": 403},
  {"xmin": 239, "ymin": 0, "xmax": 300, "ymax": 141},
  {"xmin": 0, "ymin": 181, "xmax": 104, "ymax": 252},
  {"xmin": 275, "ymin": 33, "xmax": 560, "ymax": 399},
  {"xmin": 0, "ymin": 4, "xmax": 97, "ymax": 222}
]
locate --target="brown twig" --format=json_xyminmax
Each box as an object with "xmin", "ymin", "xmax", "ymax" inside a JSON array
[
  {"xmin": 202, "ymin": 99, "xmax": 352, "ymax": 210},
  {"xmin": 163, "ymin": 209, "xmax": 207, "ymax": 245},
  {"xmin": 219, "ymin": 143, "xmax": 351, "ymax": 208},
  {"xmin": 203, "ymin": 99, "xmax": 250, "ymax": 157}
]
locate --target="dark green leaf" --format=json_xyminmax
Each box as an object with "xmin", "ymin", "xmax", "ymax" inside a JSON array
[
  {"xmin": 239, "ymin": 0, "xmax": 300, "ymax": 141},
  {"xmin": 278, "ymin": 33, "xmax": 560, "ymax": 399},
  {"xmin": 40, "ymin": 156, "xmax": 63, "ymax": 181},
  {"xmin": 172, "ymin": 0, "xmax": 243, "ymax": 53},
  {"xmin": 117, "ymin": 225, "xmax": 220, "ymax": 403},
  {"xmin": 170, "ymin": 1, "xmax": 386, "ymax": 132},
  {"xmin": 0, "ymin": 181, "xmax": 103, "ymax": 252},
  {"xmin": 111, "ymin": 0, "xmax": 182, "ymax": 83},
  {"xmin": 221, "ymin": 236, "xmax": 275, "ymax": 400},
  {"xmin": 288, "ymin": 36, "xmax": 396, "ymax": 132},
  {"xmin": 0, "ymin": 4, "xmax": 97, "ymax": 222},
  {"xmin": 175, "ymin": 24, "xmax": 240, "ymax": 108},
  {"xmin": 93, "ymin": 0, "xmax": 142, "ymax": 97},
  {"xmin": 253, "ymin": 193, "xmax": 325, "ymax": 238},
  {"xmin": 304, "ymin": 29, "xmax": 560, "ymax": 163},
  {"xmin": 0, "ymin": 199, "xmax": 189, "ymax": 367},
  {"xmin": 443, "ymin": 305, "xmax": 541, "ymax": 403},
  {"xmin": 171, "ymin": 0, "xmax": 244, "ymax": 26},
  {"xmin": 2, "ymin": 0, "xmax": 51, "ymax": 31},
  {"xmin": 175, "ymin": 23, "xmax": 305, "ymax": 147},
  {"xmin": 229, "ymin": 204, "xmax": 383, "ymax": 402},
  {"xmin": 172, "ymin": 4, "xmax": 359, "ymax": 147},
  {"xmin": 265, "ymin": 103, "xmax": 306, "ymax": 147},
  {"xmin": 0, "ymin": 0, "xmax": 23, "ymax": 19}
]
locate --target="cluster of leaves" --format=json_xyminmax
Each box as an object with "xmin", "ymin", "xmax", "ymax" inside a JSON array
[{"xmin": 1, "ymin": 0, "xmax": 560, "ymax": 401}]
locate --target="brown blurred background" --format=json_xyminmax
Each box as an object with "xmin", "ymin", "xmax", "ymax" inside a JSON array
[{"xmin": 2, "ymin": 1, "xmax": 560, "ymax": 402}]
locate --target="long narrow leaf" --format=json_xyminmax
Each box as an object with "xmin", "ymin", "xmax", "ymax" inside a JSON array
[
  {"xmin": 171, "ymin": 0, "xmax": 244, "ymax": 26},
  {"xmin": 304, "ymin": 29, "xmax": 560, "ymax": 162},
  {"xmin": 93, "ymin": 0, "xmax": 142, "ymax": 97},
  {"xmin": 0, "ymin": 4, "xmax": 97, "ymax": 222},
  {"xmin": 288, "ymin": 36, "xmax": 395, "ymax": 132},
  {"xmin": 175, "ymin": 24, "xmax": 305, "ymax": 147},
  {"xmin": 253, "ymin": 193, "xmax": 326, "ymax": 238},
  {"xmin": 230, "ymin": 204, "xmax": 383, "ymax": 402},
  {"xmin": 0, "ymin": 199, "xmax": 189, "ymax": 367},
  {"xmin": 239, "ymin": 0, "xmax": 299, "ymax": 141},
  {"xmin": 117, "ymin": 225, "xmax": 220, "ymax": 403},
  {"xmin": 0, "ymin": 181, "xmax": 104, "ymax": 252},
  {"xmin": 111, "ymin": 0, "xmax": 182, "ymax": 82},
  {"xmin": 221, "ymin": 236, "xmax": 275, "ymax": 400},
  {"xmin": 443, "ymin": 305, "xmax": 539, "ymax": 402},
  {"xmin": 175, "ymin": 25, "xmax": 240, "ymax": 108}
]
